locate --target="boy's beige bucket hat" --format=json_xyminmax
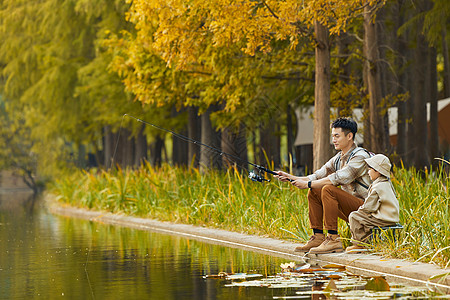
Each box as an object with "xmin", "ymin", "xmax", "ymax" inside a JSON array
[{"xmin": 365, "ymin": 154, "xmax": 392, "ymax": 178}]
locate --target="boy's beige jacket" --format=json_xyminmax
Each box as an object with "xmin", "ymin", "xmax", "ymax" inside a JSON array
[{"xmin": 359, "ymin": 177, "xmax": 400, "ymax": 223}]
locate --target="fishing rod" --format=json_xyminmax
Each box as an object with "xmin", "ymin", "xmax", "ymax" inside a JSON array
[{"xmin": 119, "ymin": 114, "xmax": 292, "ymax": 183}]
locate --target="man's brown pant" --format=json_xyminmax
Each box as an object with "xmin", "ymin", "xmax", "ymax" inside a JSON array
[{"xmin": 307, "ymin": 185, "xmax": 364, "ymax": 231}]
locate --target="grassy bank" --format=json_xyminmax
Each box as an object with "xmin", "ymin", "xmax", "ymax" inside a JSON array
[{"xmin": 50, "ymin": 162, "xmax": 449, "ymax": 269}]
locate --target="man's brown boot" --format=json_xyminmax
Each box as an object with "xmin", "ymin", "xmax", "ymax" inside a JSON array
[
  {"xmin": 294, "ymin": 233, "xmax": 325, "ymax": 252},
  {"xmin": 309, "ymin": 234, "xmax": 344, "ymax": 254}
]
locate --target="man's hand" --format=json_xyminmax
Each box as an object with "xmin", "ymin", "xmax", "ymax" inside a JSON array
[
  {"xmin": 291, "ymin": 178, "xmax": 308, "ymax": 189},
  {"xmin": 274, "ymin": 171, "xmax": 292, "ymax": 182}
]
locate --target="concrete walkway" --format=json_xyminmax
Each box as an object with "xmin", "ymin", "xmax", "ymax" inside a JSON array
[{"xmin": 49, "ymin": 202, "xmax": 450, "ymax": 294}]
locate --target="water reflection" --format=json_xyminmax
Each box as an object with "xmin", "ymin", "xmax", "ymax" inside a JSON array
[{"xmin": 0, "ymin": 193, "xmax": 289, "ymax": 299}]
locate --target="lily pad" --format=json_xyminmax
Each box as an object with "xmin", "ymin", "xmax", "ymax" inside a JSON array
[
  {"xmin": 225, "ymin": 273, "xmax": 263, "ymax": 280},
  {"xmin": 365, "ymin": 276, "xmax": 390, "ymax": 291},
  {"xmin": 323, "ymin": 279, "xmax": 338, "ymax": 292},
  {"xmin": 323, "ymin": 263, "xmax": 346, "ymax": 270}
]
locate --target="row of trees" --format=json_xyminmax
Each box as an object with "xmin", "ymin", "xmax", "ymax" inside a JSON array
[{"xmin": 1, "ymin": 0, "xmax": 449, "ymax": 185}]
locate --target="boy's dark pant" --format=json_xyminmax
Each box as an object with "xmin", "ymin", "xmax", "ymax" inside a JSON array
[{"xmin": 307, "ymin": 185, "xmax": 364, "ymax": 232}]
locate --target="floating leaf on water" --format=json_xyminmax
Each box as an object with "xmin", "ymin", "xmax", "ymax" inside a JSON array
[
  {"xmin": 313, "ymin": 270, "xmax": 348, "ymax": 281},
  {"xmin": 323, "ymin": 263, "xmax": 346, "ymax": 270},
  {"xmin": 327, "ymin": 274, "xmax": 342, "ymax": 279},
  {"xmin": 204, "ymin": 271, "xmax": 229, "ymax": 279},
  {"xmin": 330, "ymin": 290, "xmax": 394, "ymax": 299},
  {"xmin": 220, "ymin": 264, "xmax": 438, "ymax": 298},
  {"xmin": 273, "ymin": 296, "xmax": 310, "ymax": 299},
  {"xmin": 294, "ymin": 263, "xmax": 311, "ymax": 271},
  {"xmin": 281, "ymin": 272, "xmax": 317, "ymax": 278},
  {"xmin": 335, "ymin": 277, "xmax": 367, "ymax": 290},
  {"xmin": 273, "ymin": 295, "xmax": 310, "ymax": 299},
  {"xmin": 298, "ymin": 268, "xmax": 326, "ymax": 273},
  {"xmin": 323, "ymin": 279, "xmax": 338, "ymax": 292},
  {"xmin": 365, "ymin": 276, "xmax": 390, "ymax": 291},
  {"xmin": 225, "ymin": 280, "xmax": 271, "ymax": 287},
  {"xmin": 295, "ymin": 290, "xmax": 324, "ymax": 295},
  {"xmin": 268, "ymin": 283, "xmax": 312, "ymax": 289},
  {"xmin": 226, "ymin": 273, "xmax": 263, "ymax": 280}
]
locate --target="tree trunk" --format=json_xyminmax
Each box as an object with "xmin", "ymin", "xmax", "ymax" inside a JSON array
[
  {"xmin": 313, "ymin": 20, "xmax": 331, "ymax": 171},
  {"xmin": 123, "ymin": 133, "xmax": 135, "ymax": 168},
  {"xmin": 199, "ymin": 106, "xmax": 221, "ymax": 173},
  {"xmin": 221, "ymin": 125, "xmax": 248, "ymax": 170},
  {"xmin": 406, "ymin": 65, "xmax": 416, "ymax": 165},
  {"xmin": 259, "ymin": 122, "xmax": 280, "ymax": 168},
  {"xmin": 173, "ymin": 130, "xmax": 188, "ymax": 166},
  {"xmin": 286, "ymin": 104, "xmax": 295, "ymax": 164},
  {"xmin": 377, "ymin": 7, "xmax": 393, "ymax": 153},
  {"xmin": 412, "ymin": 26, "xmax": 430, "ymax": 169},
  {"xmin": 429, "ymin": 47, "xmax": 439, "ymax": 164},
  {"xmin": 103, "ymin": 126, "xmax": 114, "ymax": 168},
  {"xmin": 363, "ymin": 53, "xmax": 371, "ymax": 150},
  {"xmin": 442, "ymin": 27, "xmax": 450, "ymax": 98},
  {"xmin": 151, "ymin": 135, "xmax": 164, "ymax": 167},
  {"xmin": 364, "ymin": 4, "xmax": 385, "ymax": 153},
  {"xmin": 172, "ymin": 107, "xmax": 188, "ymax": 166},
  {"xmin": 188, "ymin": 106, "xmax": 201, "ymax": 168},
  {"xmin": 395, "ymin": 0, "xmax": 408, "ymax": 162},
  {"xmin": 76, "ymin": 144, "xmax": 86, "ymax": 169},
  {"xmin": 107, "ymin": 128, "xmax": 133, "ymax": 168},
  {"xmin": 363, "ymin": 100, "xmax": 371, "ymax": 150},
  {"xmin": 134, "ymin": 125, "xmax": 148, "ymax": 167},
  {"xmin": 336, "ymin": 32, "xmax": 352, "ymax": 116}
]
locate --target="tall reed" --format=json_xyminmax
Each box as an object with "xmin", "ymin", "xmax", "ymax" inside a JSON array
[{"xmin": 50, "ymin": 161, "xmax": 449, "ymax": 268}]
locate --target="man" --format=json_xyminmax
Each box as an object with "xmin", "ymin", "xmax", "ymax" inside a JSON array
[{"xmin": 275, "ymin": 117, "xmax": 372, "ymax": 254}]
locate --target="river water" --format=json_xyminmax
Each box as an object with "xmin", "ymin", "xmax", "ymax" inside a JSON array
[
  {"xmin": 0, "ymin": 191, "xmax": 445, "ymax": 299},
  {"xmin": 0, "ymin": 192, "xmax": 291, "ymax": 299}
]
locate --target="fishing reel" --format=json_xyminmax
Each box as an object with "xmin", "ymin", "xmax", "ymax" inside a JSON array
[{"xmin": 248, "ymin": 170, "xmax": 270, "ymax": 182}]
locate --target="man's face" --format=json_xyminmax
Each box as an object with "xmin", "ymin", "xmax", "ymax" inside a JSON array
[{"xmin": 331, "ymin": 127, "xmax": 353, "ymax": 151}]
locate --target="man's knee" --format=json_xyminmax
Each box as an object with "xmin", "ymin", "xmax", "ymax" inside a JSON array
[
  {"xmin": 308, "ymin": 185, "xmax": 337, "ymax": 202},
  {"xmin": 321, "ymin": 184, "xmax": 337, "ymax": 196},
  {"xmin": 307, "ymin": 187, "xmax": 320, "ymax": 200}
]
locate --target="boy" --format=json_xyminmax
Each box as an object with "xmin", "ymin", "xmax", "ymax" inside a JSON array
[{"xmin": 346, "ymin": 154, "xmax": 400, "ymax": 253}]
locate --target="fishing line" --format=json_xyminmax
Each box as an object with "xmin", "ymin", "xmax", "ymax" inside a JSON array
[
  {"xmin": 113, "ymin": 114, "xmax": 292, "ymax": 183},
  {"xmin": 84, "ymin": 232, "xmax": 95, "ymax": 300},
  {"xmin": 110, "ymin": 115, "xmax": 126, "ymax": 169},
  {"xmin": 85, "ymin": 245, "xmax": 95, "ymax": 300}
]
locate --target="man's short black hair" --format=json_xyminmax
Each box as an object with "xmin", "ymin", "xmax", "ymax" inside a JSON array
[{"xmin": 331, "ymin": 117, "xmax": 357, "ymax": 139}]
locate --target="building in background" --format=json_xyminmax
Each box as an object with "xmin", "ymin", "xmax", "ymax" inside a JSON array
[{"xmin": 294, "ymin": 98, "xmax": 450, "ymax": 173}]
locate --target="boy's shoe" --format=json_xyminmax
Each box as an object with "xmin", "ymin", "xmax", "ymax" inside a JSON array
[
  {"xmin": 309, "ymin": 234, "xmax": 344, "ymax": 254},
  {"xmin": 294, "ymin": 233, "xmax": 325, "ymax": 252},
  {"xmin": 345, "ymin": 244, "xmax": 367, "ymax": 253}
]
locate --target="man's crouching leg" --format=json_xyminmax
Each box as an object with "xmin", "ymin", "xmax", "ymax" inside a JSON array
[
  {"xmin": 308, "ymin": 185, "xmax": 358, "ymax": 254},
  {"xmin": 294, "ymin": 188, "xmax": 326, "ymax": 252}
]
